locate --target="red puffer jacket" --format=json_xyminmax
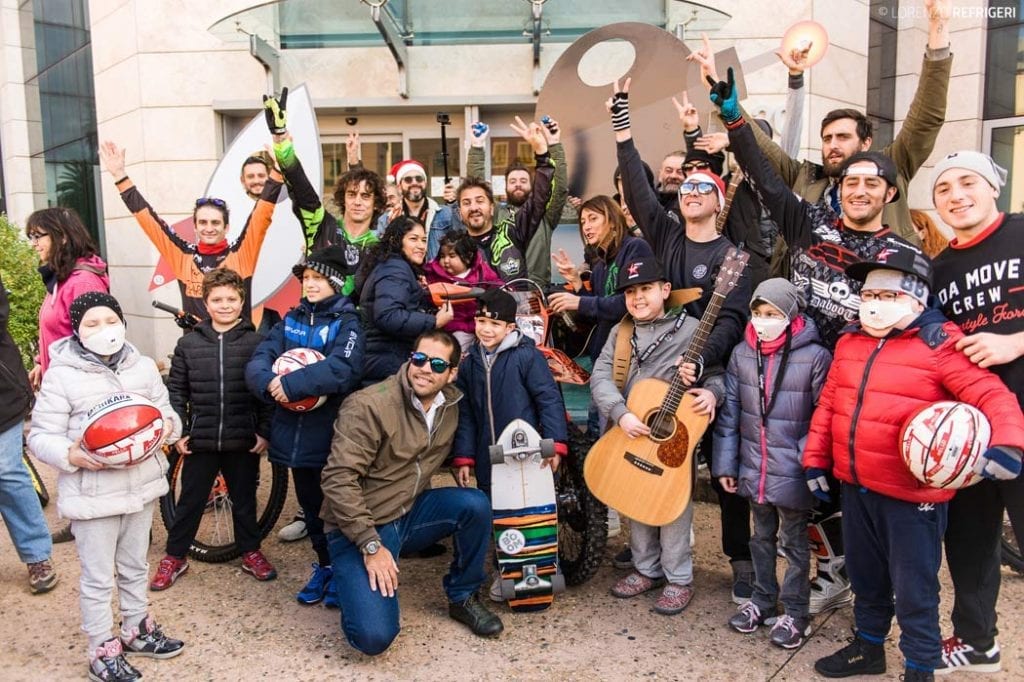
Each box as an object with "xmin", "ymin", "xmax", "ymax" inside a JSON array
[{"xmin": 803, "ymin": 308, "xmax": 1024, "ymax": 504}]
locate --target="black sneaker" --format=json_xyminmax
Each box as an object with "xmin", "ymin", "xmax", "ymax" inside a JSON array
[
  {"xmin": 900, "ymin": 667, "xmax": 935, "ymax": 681},
  {"xmin": 613, "ymin": 547, "xmax": 633, "ymax": 569},
  {"xmin": 121, "ymin": 615, "xmax": 185, "ymax": 659},
  {"xmin": 814, "ymin": 635, "xmax": 886, "ymax": 678},
  {"xmin": 934, "ymin": 636, "xmax": 1001, "ymax": 675},
  {"xmin": 88, "ymin": 638, "xmax": 141, "ymax": 682},
  {"xmin": 448, "ymin": 594, "xmax": 504, "ymax": 638}
]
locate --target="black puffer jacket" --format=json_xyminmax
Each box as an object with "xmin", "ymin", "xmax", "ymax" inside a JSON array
[
  {"xmin": 0, "ymin": 276, "xmax": 33, "ymax": 434},
  {"xmin": 168, "ymin": 319, "xmax": 270, "ymax": 453}
]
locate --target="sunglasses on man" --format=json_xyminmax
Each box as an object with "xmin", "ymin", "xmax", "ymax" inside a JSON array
[
  {"xmin": 678, "ymin": 181, "xmax": 716, "ymax": 196},
  {"xmin": 409, "ymin": 351, "xmax": 454, "ymax": 373}
]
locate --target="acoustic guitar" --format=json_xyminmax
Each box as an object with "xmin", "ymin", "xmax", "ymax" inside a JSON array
[{"xmin": 583, "ymin": 248, "xmax": 749, "ymax": 526}]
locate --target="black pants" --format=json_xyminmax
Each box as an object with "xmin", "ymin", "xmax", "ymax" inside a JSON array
[
  {"xmin": 703, "ymin": 427, "xmax": 751, "ymax": 563},
  {"xmin": 945, "ymin": 475, "xmax": 1024, "ymax": 650},
  {"xmin": 292, "ymin": 466, "xmax": 330, "ymax": 567},
  {"xmin": 166, "ymin": 450, "xmax": 260, "ymax": 558}
]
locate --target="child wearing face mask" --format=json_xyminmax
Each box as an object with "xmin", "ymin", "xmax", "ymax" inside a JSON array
[
  {"xmin": 803, "ymin": 240, "xmax": 1024, "ymax": 681},
  {"xmin": 712, "ymin": 278, "xmax": 832, "ymax": 649},
  {"xmin": 28, "ymin": 292, "xmax": 184, "ymax": 682}
]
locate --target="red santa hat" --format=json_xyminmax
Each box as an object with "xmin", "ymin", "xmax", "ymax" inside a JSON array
[
  {"xmin": 685, "ymin": 171, "xmax": 727, "ymax": 211},
  {"xmin": 389, "ymin": 159, "xmax": 426, "ymax": 184}
]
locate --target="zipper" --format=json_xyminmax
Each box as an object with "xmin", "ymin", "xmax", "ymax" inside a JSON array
[
  {"xmin": 483, "ymin": 351, "xmax": 497, "ymax": 445},
  {"xmin": 216, "ymin": 332, "xmax": 225, "ymax": 451},
  {"xmin": 848, "ymin": 337, "xmax": 886, "ymax": 486},
  {"xmin": 757, "ymin": 354, "xmax": 774, "ymax": 504}
]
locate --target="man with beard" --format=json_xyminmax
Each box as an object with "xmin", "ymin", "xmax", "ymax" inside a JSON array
[
  {"xmin": 457, "ymin": 117, "xmax": 554, "ymax": 282},
  {"xmin": 376, "ymin": 159, "xmax": 458, "ymax": 262},
  {"xmin": 690, "ymin": 0, "xmax": 950, "ymax": 245},
  {"xmin": 467, "ymin": 118, "xmax": 567, "ymax": 286}
]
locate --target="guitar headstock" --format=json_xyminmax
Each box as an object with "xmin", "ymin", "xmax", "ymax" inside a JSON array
[{"xmin": 713, "ymin": 248, "xmax": 749, "ymax": 296}]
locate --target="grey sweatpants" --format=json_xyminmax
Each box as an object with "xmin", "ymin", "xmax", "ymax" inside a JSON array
[
  {"xmin": 630, "ymin": 502, "xmax": 695, "ymax": 585},
  {"xmin": 72, "ymin": 501, "xmax": 154, "ymax": 654},
  {"xmin": 750, "ymin": 501, "xmax": 810, "ymax": 618}
]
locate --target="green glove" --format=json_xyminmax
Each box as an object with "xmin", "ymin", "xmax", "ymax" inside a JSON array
[{"xmin": 262, "ymin": 86, "xmax": 289, "ymax": 135}]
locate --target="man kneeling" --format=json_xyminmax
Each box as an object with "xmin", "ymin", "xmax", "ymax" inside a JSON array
[{"xmin": 320, "ymin": 329, "xmax": 503, "ymax": 655}]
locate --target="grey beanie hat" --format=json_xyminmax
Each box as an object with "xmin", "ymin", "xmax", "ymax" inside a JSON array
[
  {"xmin": 931, "ymin": 151, "xmax": 1007, "ymax": 197},
  {"xmin": 750, "ymin": 277, "xmax": 806, "ymax": 321}
]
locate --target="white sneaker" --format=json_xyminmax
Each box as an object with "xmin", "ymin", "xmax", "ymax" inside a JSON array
[
  {"xmin": 809, "ymin": 572, "xmax": 853, "ymax": 614},
  {"xmin": 277, "ymin": 515, "xmax": 308, "ymax": 542},
  {"xmin": 489, "ymin": 576, "xmax": 504, "ymax": 602},
  {"xmin": 607, "ymin": 509, "xmax": 621, "ymax": 539}
]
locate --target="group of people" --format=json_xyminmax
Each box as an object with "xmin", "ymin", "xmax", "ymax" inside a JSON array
[{"xmin": 0, "ymin": 1, "xmax": 1022, "ymax": 680}]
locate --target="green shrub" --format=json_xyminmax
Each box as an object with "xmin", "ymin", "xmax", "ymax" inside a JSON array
[{"xmin": 0, "ymin": 214, "xmax": 45, "ymax": 368}]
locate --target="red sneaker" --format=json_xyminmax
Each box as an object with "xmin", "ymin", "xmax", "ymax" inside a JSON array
[
  {"xmin": 150, "ymin": 555, "xmax": 188, "ymax": 591},
  {"xmin": 241, "ymin": 550, "xmax": 278, "ymax": 581}
]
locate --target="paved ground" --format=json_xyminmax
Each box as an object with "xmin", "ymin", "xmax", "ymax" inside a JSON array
[{"xmin": 1, "ymin": 465, "xmax": 1021, "ymax": 681}]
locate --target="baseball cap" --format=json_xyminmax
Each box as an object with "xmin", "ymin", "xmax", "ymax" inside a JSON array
[
  {"xmin": 838, "ymin": 152, "xmax": 900, "ymax": 202},
  {"xmin": 616, "ymin": 259, "xmax": 666, "ymax": 292},
  {"xmin": 475, "ymin": 288, "xmax": 517, "ymax": 323},
  {"xmin": 845, "ymin": 237, "xmax": 933, "ymax": 289}
]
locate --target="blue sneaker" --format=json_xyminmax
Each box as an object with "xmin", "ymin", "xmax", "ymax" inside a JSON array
[
  {"xmin": 323, "ymin": 575, "xmax": 339, "ymax": 609},
  {"xmin": 296, "ymin": 563, "xmax": 333, "ymax": 605}
]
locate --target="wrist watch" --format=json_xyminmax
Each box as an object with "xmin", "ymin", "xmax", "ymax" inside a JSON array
[{"xmin": 361, "ymin": 540, "xmax": 381, "ymax": 556}]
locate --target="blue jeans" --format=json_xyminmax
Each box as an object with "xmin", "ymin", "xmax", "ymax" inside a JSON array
[
  {"xmin": 0, "ymin": 422, "xmax": 51, "ymax": 563},
  {"xmin": 327, "ymin": 486, "xmax": 491, "ymax": 655}
]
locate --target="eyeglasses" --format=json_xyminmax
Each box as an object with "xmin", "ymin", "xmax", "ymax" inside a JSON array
[
  {"xmin": 195, "ymin": 197, "xmax": 228, "ymax": 209},
  {"xmin": 401, "ymin": 175, "xmax": 426, "ymax": 184},
  {"xmin": 27, "ymin": 231, "xmax": 50, "ymax": 242},
  {"xmin": 409, "ymin": 351, "xmax": 453, "ymax": 373},
  {"xmin": 682, "ymin": 161, "xmax": 711, "ymax": 173},
  {"xmin": 859, "ymin": 290, "xmax": 901, "ymax": 302},
  {"xmin": 679, "ymin": 181, "xmax": 716, "ymax": 196}
]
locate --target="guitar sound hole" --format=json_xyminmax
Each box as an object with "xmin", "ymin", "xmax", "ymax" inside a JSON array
[{"xmin": 645, "ymin": 411, "xmax": 676, "ymax": 441}]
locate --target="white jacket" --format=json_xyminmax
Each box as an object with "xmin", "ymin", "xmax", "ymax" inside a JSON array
[{"xmin": 28, "ymin": 337, "xmax": 181, "ymax": 520}]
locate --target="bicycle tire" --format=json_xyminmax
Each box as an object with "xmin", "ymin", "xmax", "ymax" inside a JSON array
[
  {"xmin": 1002, "ymin": 510, "xmax": 1023, "ymax": 574},
  {"xmin": 159, "ymin": 449, "xmax": 288, "ymax": 563},
  {"xmin": 22, "ymin": 446, "xmax": 49, "ymax": 508},
  {"xmin": 557, "ymin": 426, "xmax": 607, "ymax": 585}
]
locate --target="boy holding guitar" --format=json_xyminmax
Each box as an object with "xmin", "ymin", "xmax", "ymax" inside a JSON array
[{"xmin": 590, "ymin": 259, "xmax": 723, "ymax": 615}]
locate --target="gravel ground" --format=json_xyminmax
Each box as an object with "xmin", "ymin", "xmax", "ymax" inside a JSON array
[{"xmin": 1, "ymin": 465, "xmax": 1022, "ymax": 681}]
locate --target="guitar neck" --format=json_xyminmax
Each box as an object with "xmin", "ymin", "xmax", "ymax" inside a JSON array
[
  {"xmin": 714, "ymin": 170, "xmax": 743, "ymax": 234},
  {"xmin": 661, "ymin": 291, "xmax": 725, "ymax": 413}
]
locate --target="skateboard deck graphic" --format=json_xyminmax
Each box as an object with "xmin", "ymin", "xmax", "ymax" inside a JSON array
[{"xmin": 490, "ymin": 419, "xmax": 564, "ymax": 612}]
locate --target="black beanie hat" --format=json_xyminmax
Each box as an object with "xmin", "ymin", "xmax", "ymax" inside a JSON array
[
  {"xmin": 69, "ymin": 292, "xmax": 124, "ymax": 337},
  {"xmin": 292, "ymin": 245, "xmax": 351, "ymax": 293}
]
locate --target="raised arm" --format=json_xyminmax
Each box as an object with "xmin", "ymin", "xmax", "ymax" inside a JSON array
[{"xmin": 507, "ymin": 117, "xmax": 555, "ymax": 248}]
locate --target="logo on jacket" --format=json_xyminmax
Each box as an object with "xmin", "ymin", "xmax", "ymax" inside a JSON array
[
  {"xmin": 692, "ymin": 264, "xmax": 708, "ymax": 280},
  {"xmin": 345, "ymin": 243, "xmax": 360, "ymax": 266}
]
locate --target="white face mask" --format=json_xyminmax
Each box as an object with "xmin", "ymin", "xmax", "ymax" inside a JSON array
[
  {"xmin": 750, "ymin": 317, "xmax": 789, "ymax": 342},
  {"xmin": 858, "ymin": 299, "xmax": 915, "ymax": 331},
  {"xmin": 81, "ymin": 322, "xmax": 127, "ymax": 356}
]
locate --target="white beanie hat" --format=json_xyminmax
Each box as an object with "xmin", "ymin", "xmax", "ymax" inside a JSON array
[{"xmin": 931, "ymin": 151, "xmax": 1007, "ymax": 198}]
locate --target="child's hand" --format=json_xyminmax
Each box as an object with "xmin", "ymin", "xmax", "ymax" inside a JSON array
[
  {"xmin": 618, "ymin": 412, "xmax": 651, "ymax": 439},
  {"xmin": 68, "ymin": 439, "xmax": 103, "ymax": 471},
  {"xmin": 455, "ymin": 465, "xmax": 472, "ymax": 487},
  {"xmin": 175, "ymin": 436, "xmax": 192, "ymax": 456},
  {"xmin": 686, "ymin": 388, "xmax": 716, "ymax": 420},
  {"xmin": 250, "ymin": 434, "xmax": 269, "ymax": 455},
  {"xmin": 161, "ymin": 418, "xmax": 175, "ymax": 443},
  {"xmin": 435, "ymin": 301, "xmax": 455, "ymax": 328},
  {"xmin": 268, "ymin": 376, "xmax": 290, "ymax": 403},
  {"xmin": 718, "ymin": 476, "xmax": 738, "ymax": 493},
  {"xmin": 541, "ymin": 454, "xmax": 561, "ymax": 473},
  {"xmin": 677, "ymin": 361, "xmax": 699, "ymax": 386}
]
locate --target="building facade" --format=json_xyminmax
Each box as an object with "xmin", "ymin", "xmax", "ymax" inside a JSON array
[{"xmin": 0, "ymin": 0, "xmax": 1018, "ymax": 360}]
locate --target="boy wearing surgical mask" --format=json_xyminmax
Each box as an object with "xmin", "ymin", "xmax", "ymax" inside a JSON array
[
  {"xmin": 29, "ymin": 292, "xmax": 185, "ymax": 681},
  {"xmin": 802, "ymin": 241, "xmax": 1024, "ymax": 681},
  {"xmin": 713, "ymin": 278, "xmax": 832, "ymax": 649}
]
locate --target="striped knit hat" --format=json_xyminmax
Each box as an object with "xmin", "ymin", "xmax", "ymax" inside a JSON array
[{"xmin": 292, "ymin": 246, "xmax": 351, "ymax": 293}]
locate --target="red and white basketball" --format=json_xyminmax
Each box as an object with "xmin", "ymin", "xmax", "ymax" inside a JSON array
[
  {"xmin": 900, "ymin": 401, "xmax": 991, "ymax": 489},
  {"xmin": 271, "ymin": 348, "xmax": 327, "ymax": 412},
  {"xmin": 81, "ymin": 393, "xmax": 165, "ymax": 468}
]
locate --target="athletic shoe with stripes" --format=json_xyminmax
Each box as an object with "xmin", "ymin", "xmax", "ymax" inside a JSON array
[{"xmin": 934, "ymin": 636, "xmax": 1000, "ymax": 675}]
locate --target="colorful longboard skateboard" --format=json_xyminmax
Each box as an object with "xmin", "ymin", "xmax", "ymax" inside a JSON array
[{"xmin": 489, "ymin": 419, "xmax": 565, "ymax": 612}]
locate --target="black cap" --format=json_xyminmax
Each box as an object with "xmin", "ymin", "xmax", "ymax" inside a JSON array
[
  {"xmin": 845, "ymin": 237, "xmax": 933, "ymax": 287},
  {"xmin": 683, "ymin": 148, "xmax": 724, "ymax": 176},
  {"xmin": 475, "ymin": 288, "xmax": 517, "ymax": 323},
  {"xmin": 838, "ymin": 152, "xmax": 900, "ymax": 202},
  {"xmin": 292, "ymin": 245, "xmax": 351, "ymax": 293},
  {"xmin": 616, "ymin": 258, "xmax": 666, "ymax": 292}
]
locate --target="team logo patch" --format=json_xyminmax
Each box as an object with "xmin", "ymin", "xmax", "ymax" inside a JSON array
[
  {"xmin": 692, "ymin": 264, "xmax": 708, "ymax": 280},
  {"xmin": 344, "ymin": 244, "xmax": 360, "ymax": 266}
]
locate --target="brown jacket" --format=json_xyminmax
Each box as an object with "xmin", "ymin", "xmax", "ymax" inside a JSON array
[{"xmin": 320, "ymin": 363, "xmax": 463, "ymax": 548}]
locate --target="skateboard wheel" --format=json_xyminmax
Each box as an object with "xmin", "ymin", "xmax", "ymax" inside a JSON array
[
  {"xmin": 501, "ymin": 578, "xmax": 517, "ymax": 600},
  {"xmin": 540, "ymin": 438, "xmax": 556, "ymax": 459},
  {"xmin": 489, "ymin": 444, "xmax": 505, "ymax": 465},
  {"xmin": 552, "ymin": 573, "xmax": 566, "ymax": 594}
]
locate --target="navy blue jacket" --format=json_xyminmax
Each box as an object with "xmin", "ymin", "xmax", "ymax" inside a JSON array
[
  {"xmin": 576, "ymin": 235, "xmax": 654, "ymax": 363},
  {"xmin": 453, "ymin": 332, "xmax": 568, "ymax": 490},
  {"xmin": 245, "ymin": 293, "xmax": 364, "ymax": 468},
  {"xmin": 360, "ymin": 255, "xmax": 436, "ymax": 384}
]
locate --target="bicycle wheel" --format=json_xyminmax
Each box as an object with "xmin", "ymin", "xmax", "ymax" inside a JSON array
[
  {"xmin": 1002, "ymin": 509, "xmax": 1023, "ymax": 574},
  {"xmin": 22, "ymin": 444, "xmax": 49, "ymax": 508},
  {"xmin": 159, "ymin": 450, "xmax": 288, "ymax": 563},
  {"xmin": 557, "ymin": 426, "xmax": 607, "ymax": 585}
]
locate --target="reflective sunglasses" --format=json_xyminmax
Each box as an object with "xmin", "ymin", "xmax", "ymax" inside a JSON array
[
  {"xmin": 682, "ymin": 161, "xmax": 711, "ymax": 173},
  {"xmin": 401, "ymin": 175, "xmax": 426, "ymax": 184},
  {"xmin": 679, "ymin": 181, "xmax": 716, "ymax": 196},
  {"xmin": 195, "ymin": 196, "xmax": 228, "ymax": 209},
  {"xmin": 409, "ymin": 351, "xmax": 453, "ymax": 373}
]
